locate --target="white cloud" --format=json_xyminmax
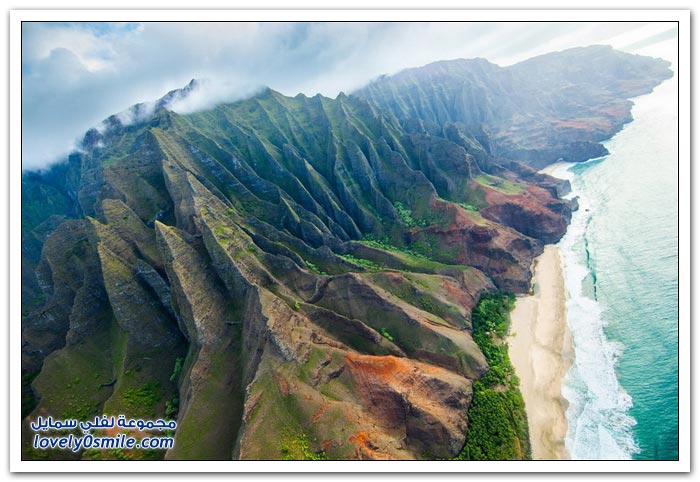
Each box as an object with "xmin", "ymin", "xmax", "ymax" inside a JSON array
[
  {"xmin": 21, "ymin": 21, "xmax": 677, "ymax": 171},
  {"xmin": 165, "ymin": 79, "xmax": 262, "ymax": 115},
  {"xmin": 114, "ymin": 100, "xmax": 158, "ymax": 126}
]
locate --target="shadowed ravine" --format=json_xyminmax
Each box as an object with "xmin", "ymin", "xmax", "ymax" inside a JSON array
[{"xmin": 21, "ymin": 46, "xmax": 671, "ymax": 460}]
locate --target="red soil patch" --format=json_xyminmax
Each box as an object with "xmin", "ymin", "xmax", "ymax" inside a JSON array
[
  {"xmin": 244, "ymin": 392, "xmax": 263, "ymax": 423},
  {"xmin": 383, "ymin": 272, "xmax": 405, "ymax": 283},
  {"xmin": 311, "ymin": 401, "xmax": 328, "ymax": 424},
  {"xmin": 349, "ymin": 430, "xmax": 373, "ymax": 447},
  {"xmin": 349, "ymin": 430, "xmax": 380, "ymax": 459},
  {"xmin": 277, "ymin": 376, "xmax": 290, "ymax": 396},
  {"xmin": 482, "ymin": 184, "xmax": 553, "ymax": 216},
  {"xmin": 441, "ymin": 277, "xmax": 472, "ymax": 311},
  {"xmin": 344, "ymin": 354, "xmax": 407, "ymax": 383},
  {"xmin": 345, "ymin": 354, "xmax": 440, "ymax": 389}
]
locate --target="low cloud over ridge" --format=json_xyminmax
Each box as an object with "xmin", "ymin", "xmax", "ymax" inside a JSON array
[{"xmin": 21, "ymin": 21, "xmax": 676, "ymax": 170}]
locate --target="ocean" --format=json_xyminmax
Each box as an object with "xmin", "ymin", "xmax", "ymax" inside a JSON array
[{"xmin": 552, "ymin": 54, "xmax": 679, "ymax": 460}]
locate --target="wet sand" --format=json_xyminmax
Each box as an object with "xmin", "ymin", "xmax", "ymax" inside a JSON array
[{"xmin": 509, "ymin": 245, "xmax": 573, "ymax": 460}]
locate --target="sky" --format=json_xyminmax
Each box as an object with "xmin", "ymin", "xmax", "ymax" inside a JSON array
[{"xmin": 21, "ymin": 21, "xmax": 678, "ymax": 171}]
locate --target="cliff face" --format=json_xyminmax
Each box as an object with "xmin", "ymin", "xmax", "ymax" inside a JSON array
[
  {"xmin": 355, "ymin": 45, "xmax": 673, "ymax": 169},
  {"xmin": 20, "ymin": 46, "xmax": 671, "ymax": 460}
]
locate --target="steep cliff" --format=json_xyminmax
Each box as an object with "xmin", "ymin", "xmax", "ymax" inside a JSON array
[
  {"xmin": 355, "ymin": 45, "xmax": 673, "ymax": 169},
  {"xmin": 20, "ymin": 46, "xmax": 671, "ymax": 460}
]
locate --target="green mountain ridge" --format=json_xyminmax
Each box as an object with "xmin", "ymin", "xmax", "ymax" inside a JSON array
[
  {"xmin": 356, "ymin": 45, "xmax": 673, "ymax": 169},
  {"xmin": 20, "ymin": 46, "xmax": 671, "ymax": 460}
]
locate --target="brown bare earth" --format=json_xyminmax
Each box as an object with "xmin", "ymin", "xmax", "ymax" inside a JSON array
[{"xmin": 20, "ymin": 46, "xmax": 671, "ymax": 460}]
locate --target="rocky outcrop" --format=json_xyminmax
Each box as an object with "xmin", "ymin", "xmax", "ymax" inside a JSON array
[
  {"xmin": 20, "ymin": 46, "xmax": 672, "ymax": 460},
  {"xmin": 479, "ymin": 185, "xmax": 572, "ymax": 244}
]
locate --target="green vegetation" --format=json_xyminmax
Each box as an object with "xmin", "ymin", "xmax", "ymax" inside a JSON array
[
  {"xmin": 420, "ymin": 297, "xmax": 437, "ymax": 313},
  {"xmin": 20, "ymin": 162, "xmax": 76, "ymax": 237},
  {"xmin": 168, "ymin": 348, "xmax": 244, "ymax": 459},
  {"xmin": 165, "ymin": 396, "xmax": 179, "ymax": 420},
  {"xmin": 354, "ymin": 238, "xmax": 463, "ymax": 274},
  {"xmin": 394, "ymin": 201, "xmax": 431, "ymax": 228},
  {"xmin": 394, "ymin": 201, "xmax": 416, "ymax": 227},
  {"xmin": 473, "ymin": 294, "xmax": 514, "ymax": 339},
  {"xmin": 459, "ymin": 388, "xmax": 525, "ymax": 460},
  {"xmin": 20, "ymin": 49, "xmax": 672, "ymax": 461},
  {"xmin": 379, "ymin": 327, "xmax": 395, "ymax": 342},
  {"xmin": 458, "ymin": 293, "xmax": 530, "ymax": 460},
  {"xmin": 242, "ymin": 370, "xmax": 332, "ymax": 460},
  {"xmin": 28, "ymin": 322, "xmax": 120, "ymax": 426},
  {"xmin": 121, "ymin": 382, "xmax": 162, "ymax": 417},
  {"xmin": 474, "ymin": 174, "xmax": 527, "ymax": 195},
  {"xmin": 457, "ymin": 202, "xmax": 479, "ymax": 212},
  {"xmin": 305, "ymin": 260, "xmax": 327, "ymax": 275},
  {"xmin": 365, "ymin": 271, "xmax": 456, "ymax": 325},
  {"xmin": 21, "ymin": 371, "xmax": 40, "ymax": 418},
  {"xmin": 361, "ymin": 237, "xmax": 429, "ymax": 260},
  {"xmin": 338, "ymin": 254, "xmax": 383, "ymax": 271},
  {"xmin": 169, "ymin": 357, "xmax": 184, "ymax": 383},
  {"xmin": 213, "ymin": 225, "xmax": 230, "ymax": 240},
  {"xmin": 280, "ymin": 432, "xmax": 326, "ymax": 461}
]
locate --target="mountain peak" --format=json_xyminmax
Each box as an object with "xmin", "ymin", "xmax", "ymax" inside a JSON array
[
  {"xmin": 156, "ymin": 78, "xmax": 202, "ymax": 110},
  {"xmin": 22, "ymin": 46, "xmax": 673, "ymax": 462}
]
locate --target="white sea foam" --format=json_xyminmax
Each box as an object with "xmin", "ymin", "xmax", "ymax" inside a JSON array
[
  {"xmin": 555, "ymin": 163, "xmax": 640, "ymax": 460},
  {"xmin": 547, "ymin": 38, "xmax": 679, "ymax": 459}
]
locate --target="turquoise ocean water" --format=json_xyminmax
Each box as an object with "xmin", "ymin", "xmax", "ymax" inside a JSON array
[{"xmin": 553, "ymin": 46, "xmax": 678, "ymax": 460}]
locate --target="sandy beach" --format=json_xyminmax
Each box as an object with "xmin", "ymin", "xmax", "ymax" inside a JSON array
[
  {"xmin": 509, "ymin": 245, "xmax": 573, "ymax": 460},
  {"xmin": 538, "ymin": 161, "xmax": 572, "ymax": 176}
]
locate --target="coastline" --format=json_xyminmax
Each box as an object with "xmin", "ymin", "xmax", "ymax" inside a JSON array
[
  {"xmin": 508, "ymin": 245, "xmax": 572, "ymax": 460},
  {"xmin": 539, "ymin": 160, "xmax": 573, "ymax": 177}
]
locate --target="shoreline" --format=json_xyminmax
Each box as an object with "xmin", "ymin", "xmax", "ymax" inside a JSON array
[
  {"xmin": 508, "ymin": 245, "xmax": 573, "ymax": 460},
  {"xmin": 538, "ymin": 160, "xmax": 572, "ymax": 176}
]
